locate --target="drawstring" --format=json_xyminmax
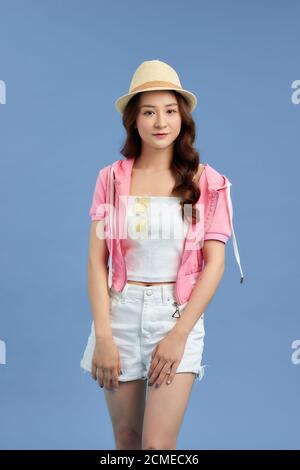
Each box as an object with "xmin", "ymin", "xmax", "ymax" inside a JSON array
[
  {"xmin": 108, "ymin": 166, "xmax": 114, "ymax": 288},
  {"xmin": 226, "ymin": 183, "xmax": 244, "ymax": 284}
]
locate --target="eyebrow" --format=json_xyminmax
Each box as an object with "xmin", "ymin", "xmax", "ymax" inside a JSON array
[{"xmin": 139, "ymin": 103, "xmax": 178, "ymax": 108}]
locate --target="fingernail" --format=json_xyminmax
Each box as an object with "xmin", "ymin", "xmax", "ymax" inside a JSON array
[
  {"xmin": 155, "ymin": 384, "xmax": 159, "ymax": 388},
  {"xmin": 148, "ymin": 382, "xmax": 153, "ymax": 386}
]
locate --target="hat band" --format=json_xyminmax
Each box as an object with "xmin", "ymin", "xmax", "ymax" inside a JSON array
[{"xmin": 131, "ymin": 80, "xmax": 182, "ymax": 93}]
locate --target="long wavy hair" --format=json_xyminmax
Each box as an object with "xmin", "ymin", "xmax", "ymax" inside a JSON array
[{"xmin": 119, "ymin": 90, "xmax": 201, "ymax": 224}]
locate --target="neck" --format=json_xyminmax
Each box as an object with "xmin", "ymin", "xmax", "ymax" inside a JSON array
[{"xmin": 134, "ymin": 148, "xmax": 173, "ymax": 171}]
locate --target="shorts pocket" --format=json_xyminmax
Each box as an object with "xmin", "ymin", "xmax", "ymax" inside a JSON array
[
  {"xmin": 122, "ymin": 293, "xmax": 141, "ymax": 303},
  {"xmin": 109, "ymin": 290, "xmax": 122, "ymax": 311}
]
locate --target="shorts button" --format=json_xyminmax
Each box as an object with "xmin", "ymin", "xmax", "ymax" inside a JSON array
[{"xmin": 146, "ymin": 289, "xmax": 152, "ymax": 295}]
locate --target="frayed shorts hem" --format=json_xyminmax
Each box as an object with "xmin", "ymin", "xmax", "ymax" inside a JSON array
[{"xmin": 80, "ymin": 360, "xmax": 207, "ymax": 386}]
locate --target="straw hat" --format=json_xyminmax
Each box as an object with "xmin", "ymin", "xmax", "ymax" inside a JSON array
[{"xmin": 115, "ymin": 59, "xmax": 197, "ymax": 114}]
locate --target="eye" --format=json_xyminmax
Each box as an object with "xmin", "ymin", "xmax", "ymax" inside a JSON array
[{"xmin": 143, "ymin": 109, "xmax": 177, "ymax": 115}]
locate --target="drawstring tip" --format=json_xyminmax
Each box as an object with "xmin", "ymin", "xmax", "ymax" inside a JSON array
[{"xmin": 240, "ymin": 276, "xmax": 244, "ymax": 284}]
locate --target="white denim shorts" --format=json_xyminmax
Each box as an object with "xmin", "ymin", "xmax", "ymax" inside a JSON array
[{"xmin": 80, "ymin": 282, "xmax": 206, "ymax": 386}]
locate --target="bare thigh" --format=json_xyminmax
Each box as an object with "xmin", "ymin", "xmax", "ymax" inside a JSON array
[
  {"xmin": 103, "ymin": 378, "xmax": 147, "ymax": 445},
  {"xmin": 142, "ymin": 372, "xmax": 195, "ymax": 449}
]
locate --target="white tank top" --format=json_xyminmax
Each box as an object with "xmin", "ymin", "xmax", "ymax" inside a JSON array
[{"xmin": 123, "ymin": 195, "xmax": 190, "ymax": 282}]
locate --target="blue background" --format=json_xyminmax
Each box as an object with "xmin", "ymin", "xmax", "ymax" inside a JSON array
[{"xmin": 0, "ymin": 0, "xmax": 299, "ymax": 450}]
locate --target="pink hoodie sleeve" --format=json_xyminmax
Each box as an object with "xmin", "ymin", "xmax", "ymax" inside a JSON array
[
  {"xmin": 89, "ymin": 169, "xmax": 107, "ymax": 221},
  {"xmin": 204, "ymin": 183, "xmax": 232, "ymax": 244}
]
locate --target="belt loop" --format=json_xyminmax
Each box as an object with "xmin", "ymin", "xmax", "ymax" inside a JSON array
[{"xmin": 161, "ymin": 285, "xmax": 167, "ymax": 305}]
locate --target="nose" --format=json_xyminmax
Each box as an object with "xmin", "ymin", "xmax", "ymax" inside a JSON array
[{"xmin": 154, "ymin": 112, "xmax": 168, "ymax": 129}]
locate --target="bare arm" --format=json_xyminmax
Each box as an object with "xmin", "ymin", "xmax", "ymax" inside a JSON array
[
  {"xmin": 172, "ymin": 240, "xmax": 225, "ymax": 337},
  {"xmin": 87, "ymin": 220, "xmax": 112, "ymax": 339}
]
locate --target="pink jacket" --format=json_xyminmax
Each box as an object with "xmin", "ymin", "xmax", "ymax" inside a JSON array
[{"xmin": 89, "ymin": 157, "xmax": 244, "ymax": 305}]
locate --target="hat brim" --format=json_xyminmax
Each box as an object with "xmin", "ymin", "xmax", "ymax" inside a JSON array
[{"xmin": 115, "ymin": 86, "xmax": 197, "ymax": 114}]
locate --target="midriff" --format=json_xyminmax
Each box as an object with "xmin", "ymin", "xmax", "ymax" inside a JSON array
[{"xmin": 127, "ymin": 280, "xmax": 175, "ymax": 286}]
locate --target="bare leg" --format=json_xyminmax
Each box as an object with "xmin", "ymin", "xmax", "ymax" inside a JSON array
[
  {"xmin": 103, "ymin": 378, "xmax": 147, "ymax": 450},
  {"xmin": 142, "ymin": 372, "xmax": 196, "ymax": 450}
]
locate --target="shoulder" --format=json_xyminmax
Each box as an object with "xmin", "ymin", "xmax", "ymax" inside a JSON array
[{"xmin": 193, "ymin": 163, "xmax": 206, "ymax": 185}]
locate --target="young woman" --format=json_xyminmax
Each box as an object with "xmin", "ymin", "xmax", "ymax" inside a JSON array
[{"xmin": 80, "ymin": 60, "xmax": 244, "ymax": 450}]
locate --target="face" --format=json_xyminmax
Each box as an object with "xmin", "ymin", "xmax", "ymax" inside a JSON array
[{"xmin": 135, "ymin": 90, "xmax": 182, "ymax": 149}]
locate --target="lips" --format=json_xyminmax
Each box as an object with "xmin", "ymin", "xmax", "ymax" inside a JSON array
[
  {"xmin": 153, "ymin": 133, "xmax": 168, "ymax": 139},
  {"xmin": 153, "ymin": 133, "xmax": 168, "ymax": 136}
]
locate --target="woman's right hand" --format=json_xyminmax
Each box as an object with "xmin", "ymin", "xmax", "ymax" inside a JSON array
[{"xmin": 91, "ymin": 335, "xmax": 122, "ymax": 390}]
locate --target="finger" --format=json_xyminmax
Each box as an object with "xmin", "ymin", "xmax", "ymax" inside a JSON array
[
  {"xmin": 91, "ymin": 362, "xmax": 97, "ymax": 381},
  {"xmin": 148, "ymin": 359, "xmax": 164, "ymax": 385},
  {"xmin": 166, "ymin": 362, "xmax": 179, "ymax": 385},
  {"xmin": 155, "ymin": 361, "xmax": 173, "ymax": 387},
  {"xmin": 104, "ymin": 368, "xmax": 111, "ymax": 389},
  {"xmin": 148, "ymin": 362, "xmax": 158, "ymax": 383},
  {"xmin": 148, "ymin": 355, "xmax": 160, "ymax": 379},
  {"xmin": 98, "ymin": 368, "xmax": 104, "ymax": 388}
]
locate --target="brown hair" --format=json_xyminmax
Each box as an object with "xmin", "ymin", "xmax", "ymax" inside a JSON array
[{"xmin": 119, "ymin": 90, "xmax": 201, "ymax": 224}]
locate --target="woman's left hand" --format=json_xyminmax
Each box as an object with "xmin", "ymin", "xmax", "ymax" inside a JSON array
[{"xmin": 147, "ymin": 328, "xmax": 188, "ymax": 387}]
